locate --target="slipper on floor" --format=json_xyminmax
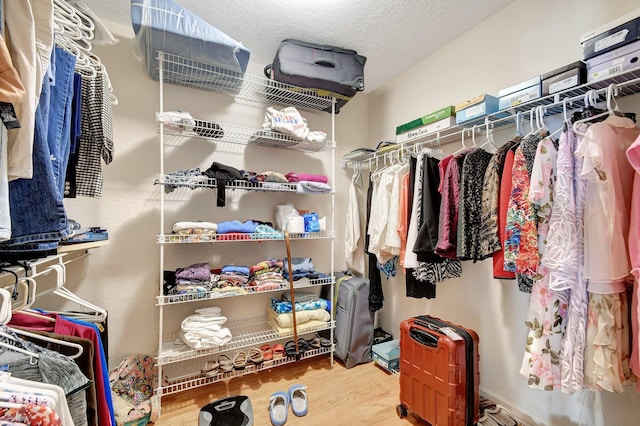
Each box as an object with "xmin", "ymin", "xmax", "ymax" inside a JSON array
[
  {"xmin": 269, "ymin": 391, "xmax": 288, "ymax": 426},
  {"xmin": 248, "ymin": 347, "xmax": 264, "ymax": 365},
  {"xmin": 218, "ymin": 354, "xmax": 233, "ymax": 373},
  {"xmin": 288, "ymin": 384, "xmax": 308, "ymax": 417},
  {"xmin": 272, "ymin": 344, "xmax": 285, "ymax": 360},
  {"xmin": 233, "ymin": 351, "xmax": 247, "ymax": 370},
  {"xmin": 260, "ymin": 344, "xmax": 273, "ymax": 361},
  {"xmin": 200, "ymin": 359, "xmax": 219, "ymax": 378}
]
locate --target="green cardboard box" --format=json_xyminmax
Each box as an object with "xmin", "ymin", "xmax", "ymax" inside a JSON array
[{"xmin": 395, "ymin": 106, "xmax": 455, "ymax": 135}]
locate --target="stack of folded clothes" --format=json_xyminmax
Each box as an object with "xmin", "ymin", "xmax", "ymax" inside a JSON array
[
  {"xmin": 285, "ymin": 172, "xmax": 332, "ymax": 194},
  {"xmin": 282, "ymin": 257, "xmax": 330, "ymax": 281},
  {"xmin": 248, "ymin": 259, "xmax": 285, "ymax": 291},
  {"xmin": 172, "ymin": 221, "xmax": 217, "ymax": 241},
  {"xmin": 173, "ymin": 262, "xmax": 216, "ymax": 295},
  {"xmin": 215, "ymin": 264, "xmax": 250, "ymax": 291},
  {"xmin": 180, "ymin": 307, "xmax": 232, "ymax": 350},
  {"xmin": 267, "ymin": 291, "xmax": 331, "ymax": 336}
]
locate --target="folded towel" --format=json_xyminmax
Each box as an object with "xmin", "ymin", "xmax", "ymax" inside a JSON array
[
  {"xmin": 271, "ymin": 298, "xmax": 329, "ymax": 314},
  {"xmin": 180, "ymin": 328, "xmax": 232, "ymax": 350},
  {"xmin": 181, "ymin": 313, "xmax": 227, "ymax": 332},
  {"xmin": 267, "ymin": 307, "xmax": 330, "ymax": 329},
  {"xmin": 297, "ymin": 181, "xmax": 332, "ymax": 194},
  {"xmin": 173, "ymin": 221, "xmax": 218, "ymax": 233},
  {"xmin": 285, "ymin": 172, "xmax": 328, "ymax": 183},
  {"xmin": 267, "ymin": 316, "xmax": 329, "ymax": 337}
]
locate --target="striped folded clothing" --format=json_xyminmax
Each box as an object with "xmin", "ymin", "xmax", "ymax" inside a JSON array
[{"xmin": 172, "ymin": 221, "xmax": 217, "ymax": 234}]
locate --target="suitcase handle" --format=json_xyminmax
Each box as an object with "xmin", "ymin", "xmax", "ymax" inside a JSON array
[
  {"xmin": 314, "ymin": 58, "xmax": 336, "ymax": 68},
  {"xmin": 264, "ymin": 64, "xmax": 273, "ymax": 78},
  {"xmin": 409, "ymin": 327, "xmax": 439, "ymax": 347}
]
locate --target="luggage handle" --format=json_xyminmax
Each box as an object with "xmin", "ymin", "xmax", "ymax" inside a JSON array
[
  {"xmin": 264, "ymin": 64, "xmax": 273, "ymax": 78},
  {"xmin": 409, "ymin": 327, "xmax": 439, "ymax": 347},
  {"xmin": 314, "ymin": 58, "xmax": 336, "ymax": 68},
  {"xmin": 214, "ymin": 400, "xmax": 236, "ymax": 411}
]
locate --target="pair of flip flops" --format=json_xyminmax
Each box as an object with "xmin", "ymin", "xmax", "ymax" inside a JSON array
[
  {"xmin": 269, "ymin": 384, "xmax": 308, "ymax": 426},
  {"xmin": 309, "ymin": 335, "xmax": 332, "ymax": 349},
  {"xmin": 284, "ymin": 338, "xmax": 309, "ymax": 357}
]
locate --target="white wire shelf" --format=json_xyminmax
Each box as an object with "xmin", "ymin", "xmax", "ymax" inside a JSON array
[
  {"xmin": 157, "ymin": 315, "xmax": 335, "ymax": 365},
  {"xmin": 346, "ymin": 66, "xmax": 640, "ymax": 166},
  {"xmin": 158, "ymin": 346, "xmax": 332, "ymax": 396},
  {"xmin": 461, "ymin": 66, "xmax": 640, "ymax": 129},
  {"xmin": 155, "ymin": 174, "xmax": 297, "ymax": 192},
  {"xmin": 157, "ymin": 277, "xmax": 334, "ymax": 306},
  {"xmin": 157, "ymin": 114, "xmax": 334, "ymax": 152},
  {"xmin": 158, "ymin": 51, "xmax": 335, "ymax": 112},
  {"xmin": 157, "ymin": 230, "xmax": 334, "ymax": 244}
]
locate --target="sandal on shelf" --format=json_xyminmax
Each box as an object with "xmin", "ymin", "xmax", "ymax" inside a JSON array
[
  {"xmin": 317, "ymin": 334, "xmax": 332, "ymax": 348},
  {"xmin": 200, "ymin": 359, "xmax": 219, "ymax": 378},
  {"xmin": 284, "ymin": 340, "xmax": 298, "ymax": 357},
  {"xmin": 218, "ymin": 354, "xmax": 233, "ymax": 373},
  {"xmin": 297, "ymin": 338, "xmax": 308, "ymax": 354},
  {"xmin": 309, "ymin": 337, "xmax": 322, "ymax": 349},
  {"xmin": 272, "ymin": 344, "xmax": 285, "ymax": 360},
  {"xmin": 248, "ymin": 347, "xmax": 264, "ymax": 365},
  {"xmin": 260, "ymin": 344, "xmax": 274, "ymax": 361},
  {"xmin": 233, "ymin": 351, "xmax": 247, "ymax": 370}
]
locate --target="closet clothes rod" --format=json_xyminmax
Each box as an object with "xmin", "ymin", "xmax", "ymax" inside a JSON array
[{"xmin": 0, "ymin": 251, "xmax": 88, "ymax": 287}]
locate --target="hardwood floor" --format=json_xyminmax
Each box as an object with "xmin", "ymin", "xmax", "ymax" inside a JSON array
[{"xmin": 154, "ymin": 356, "xmax": 426, "ymax": 425}]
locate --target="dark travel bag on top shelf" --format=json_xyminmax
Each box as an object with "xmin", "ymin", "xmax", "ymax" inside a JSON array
[{"xmin": 264, "ymin": 39, "xmax": 366, "ymax": 113}]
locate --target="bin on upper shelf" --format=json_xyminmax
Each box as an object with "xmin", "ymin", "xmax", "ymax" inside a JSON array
[
  {"xmin": 130, "ymin": 0, "xmax": 251, "ymax": 88},
  {"xmin": 455, "ymin": 94, "xmax": 500, "ymax": 124},
  {"xmin": 498, "ymin": 75, "xmax": 541, "ymax": 110},
  {"xmin": 541, "ymin": 61, "xmax": 586, "ymax": 96},
  {"xmin": 395, "ymin": 106, "xmax": 456, "ymax": 143},
  {"xmin": 581, "ymin": 8, "xmax": 640, "ymax": 61},
  {"xmin": 586, "ymin": 39, "xmax": 640, "ymax": 83}
]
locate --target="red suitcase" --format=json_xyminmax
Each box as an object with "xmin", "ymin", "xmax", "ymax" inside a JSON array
[{"xmin": 397, "ymin": 315, "xmax": 480, "ymax": 426}]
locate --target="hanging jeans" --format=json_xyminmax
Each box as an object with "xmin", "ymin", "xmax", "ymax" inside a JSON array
[{"xmin": 0, "ymin": 47, "xmax": 76, "ymax": 256}]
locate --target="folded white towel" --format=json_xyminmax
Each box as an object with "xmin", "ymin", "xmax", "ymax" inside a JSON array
[
  {"xmin": 195, "ymin": 306, "xmax": 223, "ymax": 316},
  {"xmin": 180, "ymin": 328, "xmax": 232, "ymax": 350},
  {"xmin": 181, "ymin": 314, "xmax": 227, "ymax": 332}
]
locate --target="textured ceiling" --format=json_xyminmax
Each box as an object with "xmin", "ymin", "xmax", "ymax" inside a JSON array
[{"xmin": 80, "ymin": 0, "xmax": 515, "ymax": 92}]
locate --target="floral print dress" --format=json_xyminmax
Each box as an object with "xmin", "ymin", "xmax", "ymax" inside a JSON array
[{"xmin": 519, "ymin": 137, "xmax": 569, "ymax": 391}]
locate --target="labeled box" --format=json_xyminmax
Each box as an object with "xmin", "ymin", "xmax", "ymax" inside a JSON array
[
  {"xmin": 395, "ymin": 106, "xmax": 455, "ymax": 134},
  {"xmin": 498, "ymin": 75, "xmax": 541, "ymax": 110},
  {"xmin": 581, "ymin": 11, "xmax": 640, "ymax": 60},
  {"xmin": 586, "ymin": 39, "xmax": 640, "ymax": 83},
  {"xmin": 396, "ymin": 116, "xmax": 456, "ymax": 143},
  {"xmin": 541, "ymin": 61, "xmax": 586, "ymax": 96},
  {"xmin": 455, "ymin": 94, "xmax": 500, "ymax": 124},
  {"xmin": 372, "ymin": 339, "xmax": 400, "ymax": 373}
]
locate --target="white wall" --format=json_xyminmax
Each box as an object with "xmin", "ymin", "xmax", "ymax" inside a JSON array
[{"xmin": 368, "ymin": 0, "xmax": 640, "ymax": 425}]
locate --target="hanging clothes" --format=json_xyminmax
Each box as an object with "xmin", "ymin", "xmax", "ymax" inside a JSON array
[
  {"xmin": 365, "ymin": 174, "xmax": 383, "ymax": 311},
  {"xmin": 519, "ymin": 136, "xmax": 569, "ymax": 391},
  {"xmin": 456, "ymin": 148, "xmax": 494, "ymax": 261},
  {"xmin": 477, "ymin": 140, "xmax": 517, "ymax": 262},
  {"xmin": 627, "ymin": 133, "xmax": 640, "ymax": 393},
  {"xmin": 493, "ymin": 145, "xmax": 517, "ymax": 279},
  {"xmin": 575, "ymin": 114, "xmax": 640, "ymax": 392},
  {"xmin": 344, "ymin": 173, "xmax": 365, "ymax": 277},
  {"xmin": 434, "ymin": 149, "xmax": 470, "ymax": 259}
]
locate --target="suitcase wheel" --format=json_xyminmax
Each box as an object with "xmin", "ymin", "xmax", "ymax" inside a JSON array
[{"xmin": 396, "ymin": 404, "xmax": 408, "ymax": 419}]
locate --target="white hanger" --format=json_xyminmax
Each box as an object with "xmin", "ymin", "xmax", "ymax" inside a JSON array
[
  {"xmin": 479, "ymin": 117, "xmax": 498, "ymax": 151},
  {"xmin": 453, "ymin": 128, "xmax": 469, "ymax": 155},
  {"xmin": 572, "ymin": 86, "xmax": 618, "ymax": 135},
  {"xmin": 2, "ymin": 326, "xmax": 83, "ymax": 359}
]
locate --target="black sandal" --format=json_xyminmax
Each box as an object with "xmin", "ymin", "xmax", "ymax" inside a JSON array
[
  {"xmin": 297, "ymin": 338, "xmax": 308, "ymax": 353},
  {"xmin": 284, "ymin": 340, "xmax": 298, "ymax": 357}
]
